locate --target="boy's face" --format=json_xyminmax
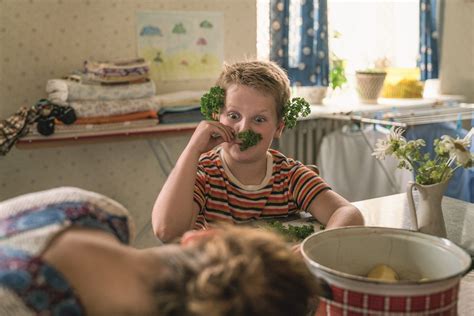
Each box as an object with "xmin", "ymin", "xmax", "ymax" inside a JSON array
[{"xmin": 219, "ymin": 84, "xmax": 284, "ymax": 163}]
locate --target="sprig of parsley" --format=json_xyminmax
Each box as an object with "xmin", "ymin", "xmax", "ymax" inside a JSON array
[
  {"xmin": 237, "ymin": 130, "xmax": 262, "ymax": 151},
  {"xmin": 282, "ymin": 97, "xmax": 311, "ymax": 129},
  {"xmin": 200, "ymin": 86, "xmax": 225, "ymax": 120},
  {"xmin": 266, "ymin": 221, "xmax": 315, "ymax": 242}
]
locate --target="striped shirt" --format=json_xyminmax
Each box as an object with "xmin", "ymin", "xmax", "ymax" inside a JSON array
[{"xmin": 193, "ymin": 148, "xmax": 331, "ymax": 229}]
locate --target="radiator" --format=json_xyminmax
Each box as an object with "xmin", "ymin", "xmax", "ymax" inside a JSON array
[{"xmin": 274, "ymin": 118, "xmax": 345, "ymax": 165}]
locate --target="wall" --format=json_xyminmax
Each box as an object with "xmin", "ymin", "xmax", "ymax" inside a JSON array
[
  {"xmin": 439, "ymin": 0, "xmax": 474, "ymax": 102},
  {"xmin": 0, "ymin": 0, "xmax": 256, "ymax": 247}
]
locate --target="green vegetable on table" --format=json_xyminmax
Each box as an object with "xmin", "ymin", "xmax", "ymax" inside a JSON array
[{"xmin": 266, "ymin": 220, "xmax": 315, "ymax": 242}]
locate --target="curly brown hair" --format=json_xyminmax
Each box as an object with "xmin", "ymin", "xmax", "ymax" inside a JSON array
[
  {"xmin": 153, "ymin": 225, "xmax": 319, "ymax": 316},
  {"xmin": 215, "ymin": 60, "xmax": 291, "ymax": 123}
]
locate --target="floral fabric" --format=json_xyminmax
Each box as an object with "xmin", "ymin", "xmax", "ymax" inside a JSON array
[
  {"xmin": 0, "ymin": 191, "xmax": 131, "ymax": 315},
  {"xmin": 0, "ymin": 247, "xmax": 83, "ymax": 316}
]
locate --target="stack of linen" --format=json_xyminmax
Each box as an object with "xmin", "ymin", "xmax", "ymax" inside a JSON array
[
  {"xmin": 42, "ymin": 58, "xmax": 211, "ymax": 137},
  {"xmin": 46, "ymin": 58, "xmax": 160, "ymax": 130},
  {"xmin": 155, "ymin": 91, "xmax": 206, "ymax": 124},
  {"xmin": 84, "ymin": 58, "xmax": 150, "ymax": 84}
]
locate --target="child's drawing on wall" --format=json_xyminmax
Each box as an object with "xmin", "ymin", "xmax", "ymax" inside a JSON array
[{"xmin": 137, "ymin": 11, "xmax": 223, "ymax": 81}]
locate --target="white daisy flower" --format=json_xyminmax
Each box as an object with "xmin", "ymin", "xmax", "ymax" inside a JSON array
[
  {"xmin": 439, "ymin": 133, "xmax": 472, "ymax": 167},
  {"xmin": 372, "ymin": 139, "xmax": 391, "ymax": 160},
  {"xmin": 372, "ymin": 127, "xmax": 406, "ymax": 160},
  {"xmin": 388, "ymin": 127, "xmax": 405, "ymax": 142},
  {"xmin": 453, "ymin": 138, "xmax": 472, "ymax": 167},
  {"xmin": 414, "ymin": 139, "xmax": 426, "ymax": 147}
]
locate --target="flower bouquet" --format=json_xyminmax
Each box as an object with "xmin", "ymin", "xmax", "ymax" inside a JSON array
[
  {"xmin": 372, "ymin": 127, "xmax": 473, "ymax": 185},
  {"xmin": 372, "ymin": 127, "xmax": 473, "ymax": 237}
]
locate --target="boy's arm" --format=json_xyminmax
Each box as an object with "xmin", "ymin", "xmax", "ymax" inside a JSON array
[
  {"xmin": 307, "ymin": 190, "xmax": 364, "ymax": 229},
  {"xmin": 152, "ymin": 147, "xmax": 202, "ymax": 242},
  {"xmin": 152, "ymin": 120, "xmax": 235, "ymax": 242}
]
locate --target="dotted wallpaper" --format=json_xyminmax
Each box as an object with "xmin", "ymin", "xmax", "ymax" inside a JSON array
[
  {"xmin": 0, "ymin": 0, "xmax": 257, "ymax": 247},
  {"xmin": 0, "ymin": 0, "xmax": 257, "ymax": 116}
]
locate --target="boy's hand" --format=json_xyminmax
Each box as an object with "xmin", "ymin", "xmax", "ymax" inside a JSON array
[{"xmin": 187, "ymin": 120, "xmax": 235, "ymax": 155}]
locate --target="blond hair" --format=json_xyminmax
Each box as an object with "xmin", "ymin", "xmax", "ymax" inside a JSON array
[
  {"xmin": 154, "ymin": 226, "xmax": 319, "ymax": 316},
  {"xmin": 216, "ymin": 60, "xmax": 291, "ymax": 122}
]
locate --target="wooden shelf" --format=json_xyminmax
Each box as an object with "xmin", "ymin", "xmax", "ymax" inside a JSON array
[{"xmin": 16, "ymin": 96, "xmax": 468, "ymax": 149}]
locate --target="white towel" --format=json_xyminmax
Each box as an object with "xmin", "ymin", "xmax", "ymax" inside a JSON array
[
  {"xmin": 155, "ymin": 90, "xmax": 206, "ymax": 108},
  {"xmin": 46, "ymin": 79, "xmax": 156, "ymax": 102},
  {"xmin": 68, "ymin": 96, "xmax": 162, "ymax": 118}
]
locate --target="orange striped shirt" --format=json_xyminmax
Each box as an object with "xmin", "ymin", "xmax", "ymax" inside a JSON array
[{"xmin": 193, "ymin": 148, "xmax": 331, "ymax": 229}]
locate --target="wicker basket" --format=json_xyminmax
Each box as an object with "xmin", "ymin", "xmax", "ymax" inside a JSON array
[{"xmin": 355, "ymin": 71, "xmax": 387, "ymax": 104}]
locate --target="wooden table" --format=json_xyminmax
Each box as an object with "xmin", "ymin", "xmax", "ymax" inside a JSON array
[
  {"xmin": 353, "ymin": 193, "xmax": 474, "ymax": 256},
  {"xmin": 288, "ymin": 193, "xmax": 474, "ymax": 315}
]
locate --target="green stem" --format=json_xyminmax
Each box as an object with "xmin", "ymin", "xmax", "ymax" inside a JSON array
[
  {"xmin": 451, "ymin": 165, "xmax": 461, "ymax": 173},
  {"xmin": 403, "ymin": 153, "xmax": 417, "ymax": 172},
  {"xmin": 439, "ymin": 157, "xmax": 455, "ymax": 182},
  {"xmin": 439, "ymin": 166, "xmax": 449, "ymax": 182}
]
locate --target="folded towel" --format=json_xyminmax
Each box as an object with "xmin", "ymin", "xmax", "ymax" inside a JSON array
[
  {"xmin": 84, "ymin": 58, "xmax": 150, "ymax": 83},
  {"xmin": 66, "ymin": 96, "xmax": 162, "ymax": 118},
  {"xmin": 84, "ymin": 58, "xmax": 149, "ymax": 73},
  {"xmin": 46, "ymin": 79, "xmax": 156, "ymax": 102},
  {"xmin": 155, "ymin": 90, "xmax": 206, "ymax": 108},
  {"xmin": 57, "ymin": 110, "xmax": 158, "ymax": 125},
  {"xmin": 85, "ymin": 73, "xmax": 149, "ymax": 84},
  {"xmin": 158, "ymin": 105, "xmax": 203, "ymax": 124}
]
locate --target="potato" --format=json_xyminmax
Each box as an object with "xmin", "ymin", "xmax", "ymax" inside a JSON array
[{"xmin": 367, "ymin": 264, "xmax": 399, "ymax": 282}]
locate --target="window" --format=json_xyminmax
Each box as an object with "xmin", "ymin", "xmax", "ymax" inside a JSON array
[
  {"xmin": 328, "ymin": 0, "xmax": 419, "ymax": 74},
  {"xmin": 257, "ymin": 0, "xmax": 420, "ymax": 80}
]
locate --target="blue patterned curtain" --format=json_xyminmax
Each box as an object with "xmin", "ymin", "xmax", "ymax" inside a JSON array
[
  {"xmin": 270, "ymin": 0, "xmax": 329, "ymax": 87},
  {"xmin": 418, "ymin": 0, "xmax": 441, "ymax": 81}
]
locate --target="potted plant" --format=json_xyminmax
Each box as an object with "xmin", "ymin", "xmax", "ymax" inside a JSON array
[
  {"xmin": 355, "ymin": 68, "xmax": 387, "ymax": 104},
  {"xmin": 329, "ymin": 58, "xmax": 347, "ymax": 91}
]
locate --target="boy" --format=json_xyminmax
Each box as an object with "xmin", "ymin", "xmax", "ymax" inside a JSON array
[{"xmin": 152, "ymin": 60, "xmax": 364, "ymax": 242}]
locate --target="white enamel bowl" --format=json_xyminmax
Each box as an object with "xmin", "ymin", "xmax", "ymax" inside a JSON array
[{"xmin": 301, "ymin": 227, "xmax": 471, "ymax": 315}]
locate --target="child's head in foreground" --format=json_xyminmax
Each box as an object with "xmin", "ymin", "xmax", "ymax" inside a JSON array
[{"xmin": 155, "ymin": 225, "xmax": 320, "ymax": 316}]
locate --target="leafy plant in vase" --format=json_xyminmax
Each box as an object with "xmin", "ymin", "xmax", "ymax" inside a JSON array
[{"xmin": 372, "ymin": 127, "xmax": 473, "ymax": 237}]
